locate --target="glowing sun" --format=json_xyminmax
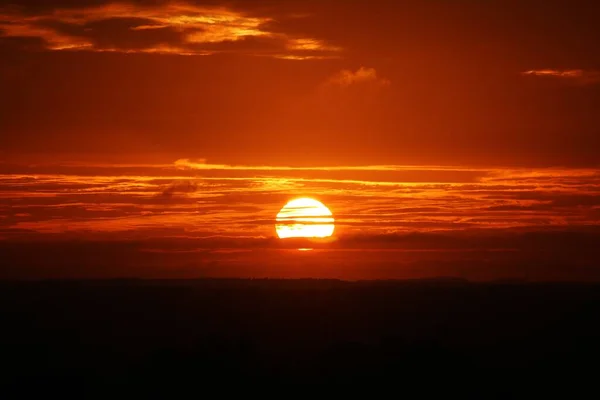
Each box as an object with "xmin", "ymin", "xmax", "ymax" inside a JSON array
[{"xmin": 276, "ymin": 198, "xmax": 335, "ymax": 239}]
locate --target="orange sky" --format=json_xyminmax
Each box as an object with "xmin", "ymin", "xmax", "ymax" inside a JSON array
[
  {"xmin": 1, "ymin": 1, "xmax": 600, "ymax": 280},
  {"xmin": 2, "ymin": 0, "xmax": 600, "ymax": 166}
]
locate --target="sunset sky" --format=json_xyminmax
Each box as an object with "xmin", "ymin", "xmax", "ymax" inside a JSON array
[{"xmin": 1, "ymin": 0, "xmax": 599, "ymax": 280}]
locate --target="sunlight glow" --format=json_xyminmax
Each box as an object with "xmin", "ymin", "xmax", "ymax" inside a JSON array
[{"xmin": 276, "ymin": 198, "xmax": 335, "ymax": 239}]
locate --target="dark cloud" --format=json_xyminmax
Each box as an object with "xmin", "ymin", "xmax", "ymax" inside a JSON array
[
  {"xmin": 0, "ymin": 1, "xmax": 341, "ymax": 57},
  {"xmin": 159, "ymin": 180, "xmax": 199, "ymax": 198},
  {"xmin": 0, "ymin": 35, "xmax": 46, "ymax": 51},
  {"xmin": 0, "ymin": 0, "xmax": 110, "ymax": 13},
  {"xmin": 1, "ymin": 228, "xmax": 600, "ymax": 280},
  {"xmin": 89, "ymin": 19, "xmax": 184, "ymax": 50},
  {"xmin": 36, "ymin": 17, "xmax": 185, "ymax": 50}
]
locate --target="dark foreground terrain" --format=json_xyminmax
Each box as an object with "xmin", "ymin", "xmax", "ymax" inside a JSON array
[{"xmin": 1, "ymin": 279, "xmax": 599, "ymax": 396}]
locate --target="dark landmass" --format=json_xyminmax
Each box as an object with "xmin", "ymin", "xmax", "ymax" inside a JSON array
[{"xmin": 1, "ymin": 278, "xmax": 599, "ymax": 396}]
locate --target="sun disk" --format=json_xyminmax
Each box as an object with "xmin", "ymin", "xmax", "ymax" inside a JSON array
[{"xmin": 276, "ymin": 198, "xmax": 335, "ymax": 239}]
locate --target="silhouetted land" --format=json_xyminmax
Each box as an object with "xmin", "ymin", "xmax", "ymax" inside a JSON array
[{"xmin": 1, "ymin": 278, "xmax": 599, "ymax": 396}]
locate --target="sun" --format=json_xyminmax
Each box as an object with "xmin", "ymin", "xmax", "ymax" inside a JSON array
[{"xmin": 276, "ymin": 198, "xmax": 335, "ymax": 239}]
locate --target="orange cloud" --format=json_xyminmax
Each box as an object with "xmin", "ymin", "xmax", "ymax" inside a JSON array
[
  {"xmin": 522, "ymin": 69, "xmax": 600, "ymax": 85},
  {"xmin": 326, "ymin": 67, "xmax": 391, "ymax": 87},
  {"xmin": 0, "ymin": 2, "xmax": 342, "ymax": 59}
]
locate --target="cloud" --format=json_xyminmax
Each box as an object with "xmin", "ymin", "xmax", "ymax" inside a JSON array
[
  {"xmin": 326, "ymin": 67, "xmax": 391, "ymax": 88},
  {"xmin": 1, "ymin": 162, "xmax": 599, "ymax": 242},
  {"xmin": 0, "ymin": 1, "xmax": 342, "ymax": 58},
  {"xmin": 522, "ymin": 69, "xmax": 600, "ymax": 85},
  {"xmin": 0, "ymin": 34, "xmax": 46, "ymax": 51},
  {"xmin": 3, "ymin": 228, "xmax": 600, "ymax": 280},
  {"xmin": 319, "ymin": 67, "xmax": 391, "ymax": 110},
  {"xmin": 172, "ymin": 158, "xmax": 458, "ymax": 172},
  {"xmin": 159, "ymin": 180, "xmax": 198, "ymax": 198}
]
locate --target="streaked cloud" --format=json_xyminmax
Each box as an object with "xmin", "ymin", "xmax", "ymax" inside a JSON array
[
  {"xmin": 0, "ymin": 163, "xmax": 598, "ymax": 240},
  {"xmin": 522, "ymin": 69, "xmax": 600, "ymax": 85},
  {"xmin": 0, "ymin": 2, "xmax": 341, "ymax": 59}
]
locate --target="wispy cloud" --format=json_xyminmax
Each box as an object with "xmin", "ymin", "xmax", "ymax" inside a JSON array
[
  {"xmin": 173, "ymin": 159, "xmax": 459, "ymax": 172},
  {"xmin": 522, "ymin": 69, "xmax": 600, "ymax": 85},
  {"xmin": 0, "ymin": 2, "xmax": 341, "ymax": 59},
  {"xmin": 326, "ymin": 67, "xmax": 391, "ymax": 88}
]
